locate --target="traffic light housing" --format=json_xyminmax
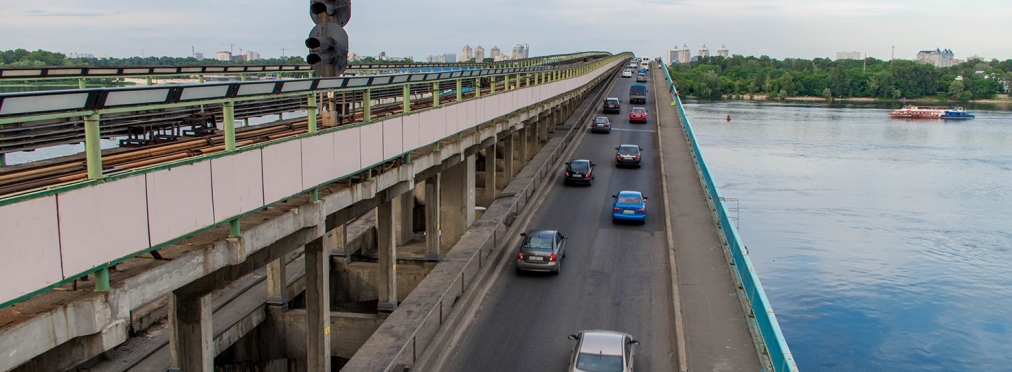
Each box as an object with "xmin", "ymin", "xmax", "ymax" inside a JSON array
[{"xmin": 306, "ymin": 0, "xmax": 351, "ymax": 77}]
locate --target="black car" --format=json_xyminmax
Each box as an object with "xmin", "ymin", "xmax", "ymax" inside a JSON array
[
  {"xmin": 564, "ymin": 159, "xmax": 596, "ymax": 186},
  {"xmin": 603, "ymin": 97, "xmax": 621, "ymax": 114},
  {"xmin": 615, "ymin": 144, "xmax": 643, "ymax": 168},
  {"xmin": 590, "ymin": 116, "xmax": 612, "ymax": 133}
]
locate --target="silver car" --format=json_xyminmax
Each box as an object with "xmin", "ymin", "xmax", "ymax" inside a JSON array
[
  {"xmin": 567, "ymin": 330, "xmax": 639, "ymax": 372},
  {"xmin": 515, "ymin": 230, "xmax": 567, "ymax": 275}
]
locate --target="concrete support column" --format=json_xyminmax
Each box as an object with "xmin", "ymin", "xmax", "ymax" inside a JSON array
[
  {"xmin": 305, "ymin": 238, "xmax": 331, "ymax": 372},
  {"xmin": 478, "ymin": 142, "xmax": 496, "ymax": 206},
  {"xmin": 377, "ymin": 200, "xmax": 398, "ymax": 311},
  {"xmin": 439, "ymin": 156, "xmax": 476, "ymax": 253},
  {"xmin": 504, "ymin": 132, "xmax": 516, "ymax": 179},
  {"xmin": 169, "ymin": 292, "xmax": 213, "ymax": 371},
  {"xmin": 425, "ymin": 174, "xmax": 441, "ymax": 261},
  {"xmin": 540, "ymin": 116, "xmax": 549, "ymax": 146},
  {"xmin": 393, "ymin": 191, "xmax": 414, "ymax": 246},
  {"xmin": 517, "ymin": 127, "xmax": 529, "ymax": 167},
  {"xmin": 266, "ymin": 258, "xmax": 288, "ymax": 306}
]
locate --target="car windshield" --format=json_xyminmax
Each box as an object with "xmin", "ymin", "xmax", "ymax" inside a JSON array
[
  {"xmin": 595, "ymin": 117, "xmax": 610, "ymax": 124},
  {"xmin": 617, "ymin": 146, "xmax": 638, "ymax": 155},
  {"xmin": 570, "ymin": 162, "xmax": 590, "ymax": 172},
  {"xmin": 617, "ymin": 196, "xmax": 642, "ymax": 204},
  {"xmin": 575, "ymin": 353, "xmax": 624, "ymax": 372},
  {"xmin": 524, "ymin": 236, "xmax": 554, "ymax": 251}
]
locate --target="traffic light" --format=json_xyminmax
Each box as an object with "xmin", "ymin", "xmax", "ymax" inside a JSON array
[{"xmin": 306, "ymin": 0, "xmax": 351, "ymax": 77}]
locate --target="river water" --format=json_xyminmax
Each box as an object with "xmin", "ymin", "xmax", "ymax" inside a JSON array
[{"xmin": 682, "ymin": 100, "xmax": 1012, "ymax": 372}]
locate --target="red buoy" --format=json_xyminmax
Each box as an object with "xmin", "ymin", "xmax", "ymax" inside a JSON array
[{"xmin": 726, "ymin": 115, "xmax": 731, "ymax": 122}]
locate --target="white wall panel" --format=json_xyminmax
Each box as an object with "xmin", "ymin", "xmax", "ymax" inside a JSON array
[
  {"xmin": 59, "ymin": 176, "xmax": 149, "ymax": 276},
  {"xmin": 301, "ymin": 132, "xmax": 338, "ymax": 188},
  {"xmin": 333, "ymin": 126, "xmax": 362, "ymax": 178},
  {"xmin": 262, "ymin": 139, "xmax": 304, "ymax": 203},
  {"xmin": 147, "ymin": 162, "xmax": 215, "ymax": 246},
  {"xmin": 360, "ymin": 122, "xmax": 384, "ymax": 166},
  {"xmin": 401, "ymin": 114, "xmax": 420, "ymax": 150},
  {"xmin": 211, "ymin": 150, "xmax": 265, "ymax": 221},
  {"xmin": 435, "ymin": 106, "xmax": 449, "ymax": 140},
  {"xmin": 462, "ymin": 101, "xmax": 474, "ymax": 133},
  {"xmin": 441, "ymin": 105, "xmax": 456, "ymax": 138},
  {"xmin": 0, "ymin": 196, "xmax": 63, "ymax": 305},
  {"xmin": 383, "ymin": 117, "xmax": 404, "ymax": 160},
  {"xmin": 415, "ymin": 111, "xmax": 435, "ymax": 146}
]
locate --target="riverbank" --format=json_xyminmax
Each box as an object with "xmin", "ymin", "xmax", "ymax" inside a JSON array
[{"xmin": 717, "ymin": 93, "xmax": 1012, "ymax": 105}]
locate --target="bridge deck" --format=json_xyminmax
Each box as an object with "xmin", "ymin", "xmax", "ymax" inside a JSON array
[{"xmin": 650, "ymin": 66, "xmax": 765, "ymax": 371}]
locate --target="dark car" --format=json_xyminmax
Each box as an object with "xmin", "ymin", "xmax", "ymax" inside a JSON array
[
  {"xmin": 590, "ymin": 116, "xmax": 612, "ymax": 133},
  {"xmin": 516, "ymin": 230, "xmax": 567, "ymax": 275},
  {"xmin": 564, "ymin": 159, "xmax": 596, "ymax": 186},
  {"xmin": 615, "ymin": 144, "xmax": 642, "ymax": 167},
  {"xmin": 603, "ymin": 97, "xmax": 621, "ymax": 114}
]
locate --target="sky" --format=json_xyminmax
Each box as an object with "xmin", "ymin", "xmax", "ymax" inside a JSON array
[{"xmin": 1, "ymin": 0, "xmax": 1010, "ymax": 62}]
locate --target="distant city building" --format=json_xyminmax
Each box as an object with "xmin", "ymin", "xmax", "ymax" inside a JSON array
[
  {"xmin": 678, "ymin": 44, "xmax": 691, "ymax": 63},
  {"xmin": 378, "ymin": 51, "xmax": 387, "ymax": 60},
  {"xmin": 474, "ymin": 46, "xmax": 485, "ymax": 61},
  {"xmin": 698, "ymin": 45, "xmax": 710, "ymax": 58},
  {"xmin": 426, "ymin": 55, "xmax": 445, "ymax": 63},
  {"xmin": 230, "ymin": 55, "xmax": 246, "ymax": 62},
  {"xmin": 667, "ymin": 47, "xmax": 678, "ymax": 64},
  {"xmin": 66, "ymin": 52, "xmax": 95, "ymax": 59},
  {"xmin": 490, "ymin": 46, "xmax": 502, "ymax": 60},
  {"xmin": 348, "ymin": 52, "xmax": 362, "ymax": 61},
  {"xmin": 717, "ymin": 45, "xmax": 729, "ymax": 57},
  {"xmin": 242, "ymin": 51, "xmax": 260, "ymax": 61},
  {"xmin": 836, "ymin": 51, "xmax": 861, "ymax": 60},
  {"xmin": 215, "ymin": 51, "xmax": 231, "ymax": 61},
  {"xmin": 461, "ymin": 45, "xmax": 473, "ymax": 61},
  {"xmin": 193, "ymin": 52, "xmax": 204, "ymax": 60},
  {"xmin": 443, "ymin": 53, "xmax": 456, "ymax": 63},
  {"xmin": 510, "ymin": 44, "xmax": 529, "ymax": 59},
  {"xmin": 916, "ymin": 48, "xmax": 954, "ymax": 68}
]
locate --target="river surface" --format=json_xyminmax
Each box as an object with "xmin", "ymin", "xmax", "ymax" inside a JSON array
[{"xmin": 682, "ymin": 100, "xmax": 1012, "ymax": 371}]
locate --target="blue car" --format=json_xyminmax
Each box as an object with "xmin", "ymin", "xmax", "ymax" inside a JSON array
[{"xmin": 612, "ymin": 191, "xmax": 648, "ymax": 224}]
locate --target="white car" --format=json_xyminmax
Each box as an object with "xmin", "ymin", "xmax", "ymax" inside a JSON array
[
  {"xmin": 567, "ymin": 330, "xmax": 639, "ymax": 372},
  {"xmin": 621, "ymin": 70, "xmax": 632, "ymax": 78}
]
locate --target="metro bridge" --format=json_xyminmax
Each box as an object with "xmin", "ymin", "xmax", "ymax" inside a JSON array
[{"xmin": 0, "ymin": 53, "xmax": 796, "ymax": 372}]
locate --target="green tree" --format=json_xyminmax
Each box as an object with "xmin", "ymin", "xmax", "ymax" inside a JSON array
[{"xmin": 948, "ymin": 79, "xmax": 965, "ymax": 100}]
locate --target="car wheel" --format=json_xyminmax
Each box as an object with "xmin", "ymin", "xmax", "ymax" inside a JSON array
[
  {"xmin": 516, "ymin": 265, "xmax": 522, "ymax": 275},
  {"xmin": 552, "ymin": 261, "xmax": 561, "ymax": 276},
  {"xmin": 563, "ymin": 179, "xmax": 570, "ymax": 186}
]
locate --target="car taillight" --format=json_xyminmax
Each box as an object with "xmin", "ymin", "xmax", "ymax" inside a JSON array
[
  {"xmin": 634, "ymin": 155, "xmax": 641, "ymax": 160},
  {"xmin": 613, "ymin": 207, "xmax": 621, "ymax": 212},
  {"xmin": 636, "ymin": 208, "xmax": 645, "ymax": 213},
  {"xmin": 550, "ymin": 253, "xmax": 557, "ymax": 262},
  {"xmin": 565, "ymin": 171, "xmax": 570, "ymax": 177},
  {"xmin": 517, "ymin": 251, "xmax": 523, "ymax": 261},
  {"xmin": 616, "ymin": 155, "xmax": 622, "ymax": 160}
]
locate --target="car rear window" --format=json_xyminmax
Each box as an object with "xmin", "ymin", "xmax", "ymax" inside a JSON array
[
  {"xmin": 617, "ymin": 196, "xmax": 642, "ymax": 204},
  {"xmin": 595, "ymin": 117, "xmax": 610, "ymax": 124},
  {"xmin": 632, "ymin": 108, "xmax": 646, "ymax": 113},
  {"xmin": 570, "ymin": 162, "xmax": 590, "ymax": 172},
  {"xmin": 524, "ymin": 236, "xmax": 553, "ymax": 251},
  {"xmin": 576, "ymin": 353, "xmax": 624, "ymax": 372},
  {"xmin": 617, "ymin": 146, "xmax": 638, "ymax": 155},
  {"xmin": 606, "ymin": 98, "xmax": 619, "ymax": 104}
]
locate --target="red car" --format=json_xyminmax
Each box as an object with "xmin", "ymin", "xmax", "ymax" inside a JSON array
[{"xmin": 629, "ymin": 107, "xmax": 648, "ymax": 123}]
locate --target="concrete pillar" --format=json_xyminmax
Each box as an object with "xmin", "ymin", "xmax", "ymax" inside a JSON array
[
  {"xmin": 377, "ymin": 200, "xmax": 398, "ymax": 311},
  {"xmin": 439, "ymin": 156, "xmax": 476, "ymax": 253},
  {"xmin": 516, "ymin": 127, "xmax": 528, "ymax": 168},
  {"xmin": 393, "ymin": 191, "xmax": 414, "ymax": 246},
  {"xmin": 330, "ymin": 224, "xmax": 348, "ymax": 257},
  {"xmin": 478, "ymin": 142, "xmax": 496, "ymax": 206},
  {"xmin": 169, "ymin": 292, "xmax": 213, "ymax": 371},
  {"xmin": 503, "ymin": 132, "xmax": 516, "ymax": 180},
  {"xmin": 266, "ymin": 258, "xmax": 288, "ymax": 306},
  {"xmin": 425, "ymin": 174, "xmax": 441, "ymax": 261},
  {"xmin": 305, "ymin": 238, "xmax": 331, "ymax": 372}
]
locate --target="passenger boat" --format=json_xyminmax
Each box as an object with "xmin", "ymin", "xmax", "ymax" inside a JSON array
[
  {"xmin": 940, "ymin": 110, "xmax": 975, "ymax": 120},
  {"xmin": 889, "ymin": 105, "xmax": 952, "ymax": 119}
]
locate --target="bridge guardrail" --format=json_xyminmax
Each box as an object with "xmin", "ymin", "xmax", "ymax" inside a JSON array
[{"xmin": 659, "ymin": 59, "xmax": 799, "ymax": 372}]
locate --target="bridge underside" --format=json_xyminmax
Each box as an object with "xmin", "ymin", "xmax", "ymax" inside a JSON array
[{"xmin": 1, "ymin": 60, "xmax": 622, "ymax": 371}]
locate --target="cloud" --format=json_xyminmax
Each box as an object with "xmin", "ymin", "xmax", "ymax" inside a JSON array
[{"xmin": 26, "ymin": 9, "xmax": 106, "ymax": 17}]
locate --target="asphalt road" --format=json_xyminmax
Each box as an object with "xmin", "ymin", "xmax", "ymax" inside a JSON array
[{"xmin": 444, "ymin": 71, "xmax": 676, "ymax": 371}]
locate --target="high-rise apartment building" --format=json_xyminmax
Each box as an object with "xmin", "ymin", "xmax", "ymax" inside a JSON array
[
  {"xmin": 475, "ymin": 46, "xmax": 485, "ymax": 61},
  {"xmin": 717, "ymin": 45, "xmax": 729, "ymax": 57},
  {"xmin": 667, "ymin": 47, "xmax": 678, "ymax": 64},
  {"xmin": 461, "ymin": 45, "xmax": 473, "ymax": 61},
  {"xmin": 836, "ymin": 51, "xmax": 861, "ymax": 60},
  {"xmin": 698, "ymin": 45, "xmax": 710, "ymax": 58},
  {"xmin": 490, "ymin": 46, "xmax": 502, "ymax": 60},
  {"xmin": 215, "ymin": 51, "xmax": 231, "ymax": 61},
  {"xmin": 916, "ymin": 48, "xmax": 954, "ymax": 68},
  {"xmin": 678, "ymin": 44, "xmax": 691, "ymax": 63}
]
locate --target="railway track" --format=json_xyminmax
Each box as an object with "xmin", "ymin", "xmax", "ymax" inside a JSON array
[{"xmin": 0, "ymin": 75, "xmax": 523, "ymax": 197}]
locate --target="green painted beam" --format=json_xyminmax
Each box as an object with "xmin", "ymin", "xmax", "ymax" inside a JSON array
[
  {"xmin": 84, "ymin": 114, "xmax": 102, "ymax": 179},
  {"xmin": 223, "ymin": 101, "xmax": 236, "ymax": 151},
  {"xmin": 307, "ymin": 94, "xmax": 318, "ymax": 134}
]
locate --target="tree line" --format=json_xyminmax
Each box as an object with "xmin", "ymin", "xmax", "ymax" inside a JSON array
[
  {"xmin": 667, "ymin": 55, "xmax": 1012, "ymax": 101},
  {"xmin": 1, "ymin": 48, "xmax": 308, "ymax": 67}
]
